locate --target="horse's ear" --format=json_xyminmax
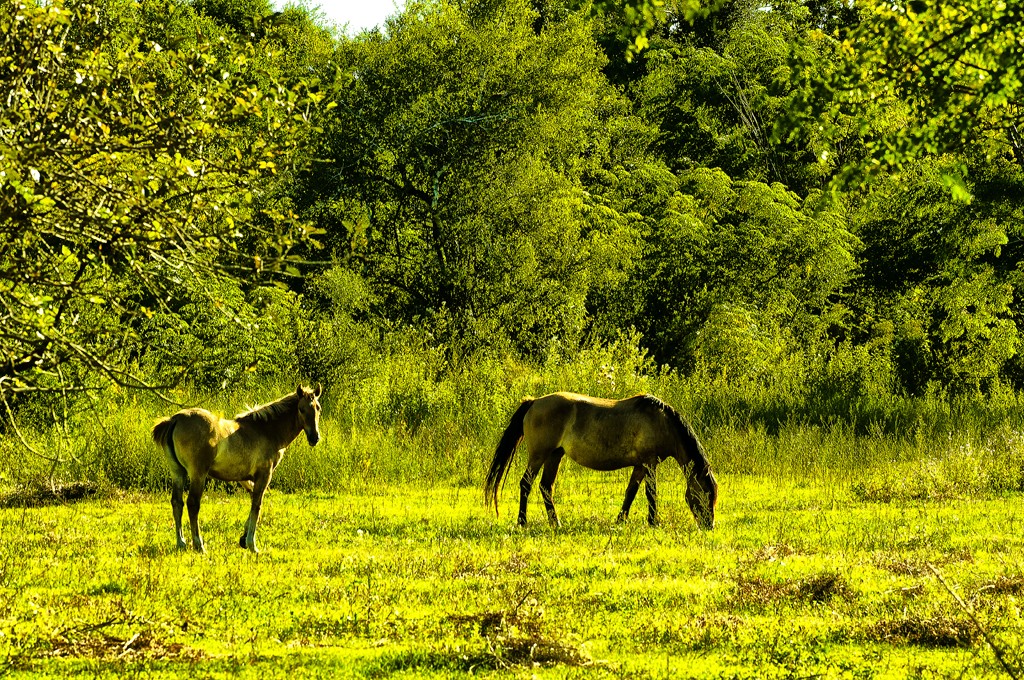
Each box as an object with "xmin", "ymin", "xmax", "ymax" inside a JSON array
[
  {"xmin": 296, "ymin": 384, "xmax": 303, "ymax": 395},
  {"xmin": 314, "ymin": 383, "xmax": 323, "ymax": 398}
]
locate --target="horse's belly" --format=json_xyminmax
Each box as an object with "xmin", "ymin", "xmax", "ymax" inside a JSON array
[
  {"xmin": 575, "ymin": 456, "xmax": 635, "ymax": 472},
  {"xmin": 562, "ymin": 434, "xmax": 643, "ymax": 471},
  {"xmin": 208, "ymin": 433, "xmax": 260, "ymax": 481},
  {"xmin": 211, "ymin": 468, "xmax": 249, "ymax": 482},
  {"xmin": 208, "ymin": 457, "xmax": 256, "ymax": 482}
]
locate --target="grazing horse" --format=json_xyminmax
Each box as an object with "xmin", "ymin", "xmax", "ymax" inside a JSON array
[
  {"xmin": 152, "ymin": 385, "xmax": 322, "ymax": 553},
  {"xmin": 485, "ymin": 392, "xmax": 717, "ymax": 530}
]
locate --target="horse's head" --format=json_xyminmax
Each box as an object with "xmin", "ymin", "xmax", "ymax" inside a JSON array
[
  {"xmin": 684, "ymin": 464, "xmax": 718, "ymax": 531},
  {"xmin": 667, "ymin": 409, "xmax": 717, "ymax": 531},
  {"xmin": 296, "ymin": 383, "xmax": 323, "ymax": 446}
]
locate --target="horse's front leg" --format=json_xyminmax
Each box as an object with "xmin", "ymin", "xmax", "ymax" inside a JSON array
[
  {"xmin": 645, "ymin": 466, "xmax": 659, "ymax": 527},
  {"xmin": 241, "ymin": 469, "xmax": 273, "ymax": 553},
  {"xmin": 539, "ymin": 450, "xmax": 565, "ymax": 528},
  {"xmin": 236, "ymin": 480, "xmax": 255, "ymax": 548},
  {"xmin": 617, "ymin": 465, "xmax": 647, "ymax": 523},
  {"xmin": 186, "ymin": 476, "xmax": 207, "ymax": 553}
]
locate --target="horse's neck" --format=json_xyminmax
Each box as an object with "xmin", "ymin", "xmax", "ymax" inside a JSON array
[{"xmin": 255, "ymin": 401, "xmax": 302, "ymax": 449}]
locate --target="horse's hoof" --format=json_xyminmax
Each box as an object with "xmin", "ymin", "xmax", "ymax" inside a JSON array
[{"xmin": 176, "ymin": 541, "xmax": 188, "ymax": 551}]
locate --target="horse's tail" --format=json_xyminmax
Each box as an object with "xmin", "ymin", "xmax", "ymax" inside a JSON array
[
  {"xmin": 152, "ymin": 415, "xmax": 186, "ymax": 481},
  {"xmin": 485, "ymin": 398, "xmax": 535, "ymax": 515}
]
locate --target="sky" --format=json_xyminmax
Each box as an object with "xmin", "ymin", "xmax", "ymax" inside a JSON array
[{"xmin": 305, "ymin": 0, "xmax": 406, "ymax": 34}]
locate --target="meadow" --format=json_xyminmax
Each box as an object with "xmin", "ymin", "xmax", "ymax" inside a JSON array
[
  {"xmin": 2, "ymin": 345, "xmax": 1024, "ymax": 677},
  {"xmin": 5, "ymin": 0, "xmax": 1024, "ymax": 675},
  {"xmin": 2, "ymin": 474, "xmax": 1023, "ymax": 678}
]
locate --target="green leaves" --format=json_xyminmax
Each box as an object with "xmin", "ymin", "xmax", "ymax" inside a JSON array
[
  {"xmin": 629, "ymin": 165, "xmax": 858, "ymax": 370},
  {"xmin": 307, "ymin": 0, "xmax": 612, "ymax": 354},
  {"xmin": 640, "ymin": 1, "xmax": 832, "ymax": 194},
  {"xmin": 0, "ymin": 0, "xmax": 322, "ymax": 397},
  {"xmin": 851, "ymin": 157, "xmax": 1020, "ymax": 393},
  {"xmin": 797, "ymin": 0, "xmax": 1024, "ymax": 198},
  {"xmin": 3, "ymin": 0, "xmax": 1023, "ymax": 404}
]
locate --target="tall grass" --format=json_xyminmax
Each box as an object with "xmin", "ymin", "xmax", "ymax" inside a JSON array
[{"xmin": 2, "ymin": 333, "xmax": 1023, "ymax": 499}]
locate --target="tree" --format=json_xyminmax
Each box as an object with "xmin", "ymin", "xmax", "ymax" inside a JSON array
[
  {"xmin": 637, "ymin": 0, "xmax": 847, "ymax": 195},
  {"xmin": 589, "ymin": 0, "xmax": 726, "ymax": 65},
  {"xmin": 302, "ymin": 0, "xmax": 631, "ymax": 355},
  {"xmin": 0, "ymin": 0, "xmax": 321, "ymax": 405},
  {"xmin": 851, "ymin": 158, "xmax": 1020, "ymax": 393},
  {"xmin": 796, "ymin": 0, "xmax": 1024, "ymax": 198},
  {"xmin": 635, "ymin": 167, "xmax": 858, "ymax": 370}
]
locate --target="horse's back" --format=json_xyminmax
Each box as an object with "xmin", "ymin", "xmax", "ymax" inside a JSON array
[
  {"xmin": 167, "ymin": 408, "xmax": 223, "ymax": 438},
  {"xmin": 155, "ymin": 408, "xmax": 234, "ymax": 471},
  {"xmin": 525, "ymin": 393, "xmax": 672, "ymax": 470},
  {"xmin": 540, "ymin": 392, "xmax": 621, "ymax": 408},
  {"xmin": 153, "ymin": 391, "xmax": 305, "ymax": 486},
  {"xmin": 530, "ymin": 392, "xmax": 662, "ymax": 421}
]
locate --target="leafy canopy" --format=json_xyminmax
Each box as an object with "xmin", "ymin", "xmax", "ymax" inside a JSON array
[{"xmin": 0, "ymin": 0, "xmax": 321, "ymax": 399}]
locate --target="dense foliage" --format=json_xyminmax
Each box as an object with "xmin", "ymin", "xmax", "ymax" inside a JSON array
[
  {"xmin": 4, "ymin": 5, "xmax": 1024, "ymax": 675},
  {"xmin": 3, "ymin": 0, "xmax": 1024, "ymax": 422}
]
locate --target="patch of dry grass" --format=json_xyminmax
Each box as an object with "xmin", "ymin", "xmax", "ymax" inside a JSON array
[
  {"xmin": 732, "ymin": 570, "xmax": 854, "ymax": 607},
  {"xmin": 0, "ymin": 481, "xmax": 99, "ymax": 508},
  {"xmin": 867, "ymin": 615, "xmax": 979, "ymax": 648}
]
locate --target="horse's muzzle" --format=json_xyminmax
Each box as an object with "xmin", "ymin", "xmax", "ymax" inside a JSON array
[{"xmin": 306, "ymin": 431, "xmax": 320, "ymax": 446}]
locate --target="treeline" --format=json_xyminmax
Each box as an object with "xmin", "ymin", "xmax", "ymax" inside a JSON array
[{"xmin": 3, "ymin": 0, "xmax": 1024, "ymax": 430}]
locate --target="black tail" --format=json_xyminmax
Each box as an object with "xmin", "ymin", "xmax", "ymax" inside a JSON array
[
  {"xmin": 152, "ymin": 416, "xmax": 186, "ymax": 480},
  {"xmin": 485, "ymin": 398, "xmax": 534, "ymax": 515}
]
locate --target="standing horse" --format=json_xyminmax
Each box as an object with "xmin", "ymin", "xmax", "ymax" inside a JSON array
[
  {"xmin": 152, "ymin": 384, "xmax": 322, "ymax": 553},
  {"xmin": 485, "ymin": 392, "xmax": 717, "ymax": 530}
]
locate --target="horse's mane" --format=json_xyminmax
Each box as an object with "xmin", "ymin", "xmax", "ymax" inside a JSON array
[
  {"xmin": 235, "ymin": 392, "xmax": 300, "ymax": 423},
  {"xmin": 638, "ymin": 395, "xmax": 711, "ymax": 473}
]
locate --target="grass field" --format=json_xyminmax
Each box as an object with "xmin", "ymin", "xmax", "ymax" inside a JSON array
[
  {"xmin": 3, "ymin": 466, "xmax": 1023, "ymax": 678},
  {"xmin": 3, "ymin": 349, "xmax": 1024, "ymax": 677}
]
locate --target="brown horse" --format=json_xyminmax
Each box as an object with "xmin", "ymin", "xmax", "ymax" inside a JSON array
[
  {"xmin": 485, "ymin": 392, "xmax": 717, "ymax": 530},
  {"xmin": 152, "ymin": 385, "xmax": 322, "ymax": 553}
]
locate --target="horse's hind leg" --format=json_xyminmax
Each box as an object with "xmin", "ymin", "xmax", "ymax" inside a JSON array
[
  {"xmin": 539, "ymin": 450, "xmax": 565, "ymax": 528},
  {"xmin": 617, "ymin": 465, "xmax": 648, "ymax": 523},
  {"xmin": 170, "ymin": 474, "xmax": 188, "ymax": 551},
  {"xmin": 644, "ymin": 466, "xmax": 659, "ymax": 527},
  {"xmin": 186, "ymin": 476, "xmax": 207, "ymax": 553},
  {"xmin": 241, "ymin": 469, "xmax": 272, "ymax": 553},
  {"xmin": 518, "ymin": 453, "xmax": 547, "ymax": 527},
  {"xmin": 517, "ymin": 465, "xmax": 537, "ymax": 526},
  {"xmin": 519, "ymin": 442, "xmax": 558, "ymax": 527}
]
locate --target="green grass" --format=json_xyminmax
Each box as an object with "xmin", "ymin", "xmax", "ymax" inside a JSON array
[
  {"xmin": 2, "ymin": 472, "xmax": 1023, "ymax": 677},
  {"xmin": 3, "ymin": 343, "xmax": 1024, "ymax": 676}
]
